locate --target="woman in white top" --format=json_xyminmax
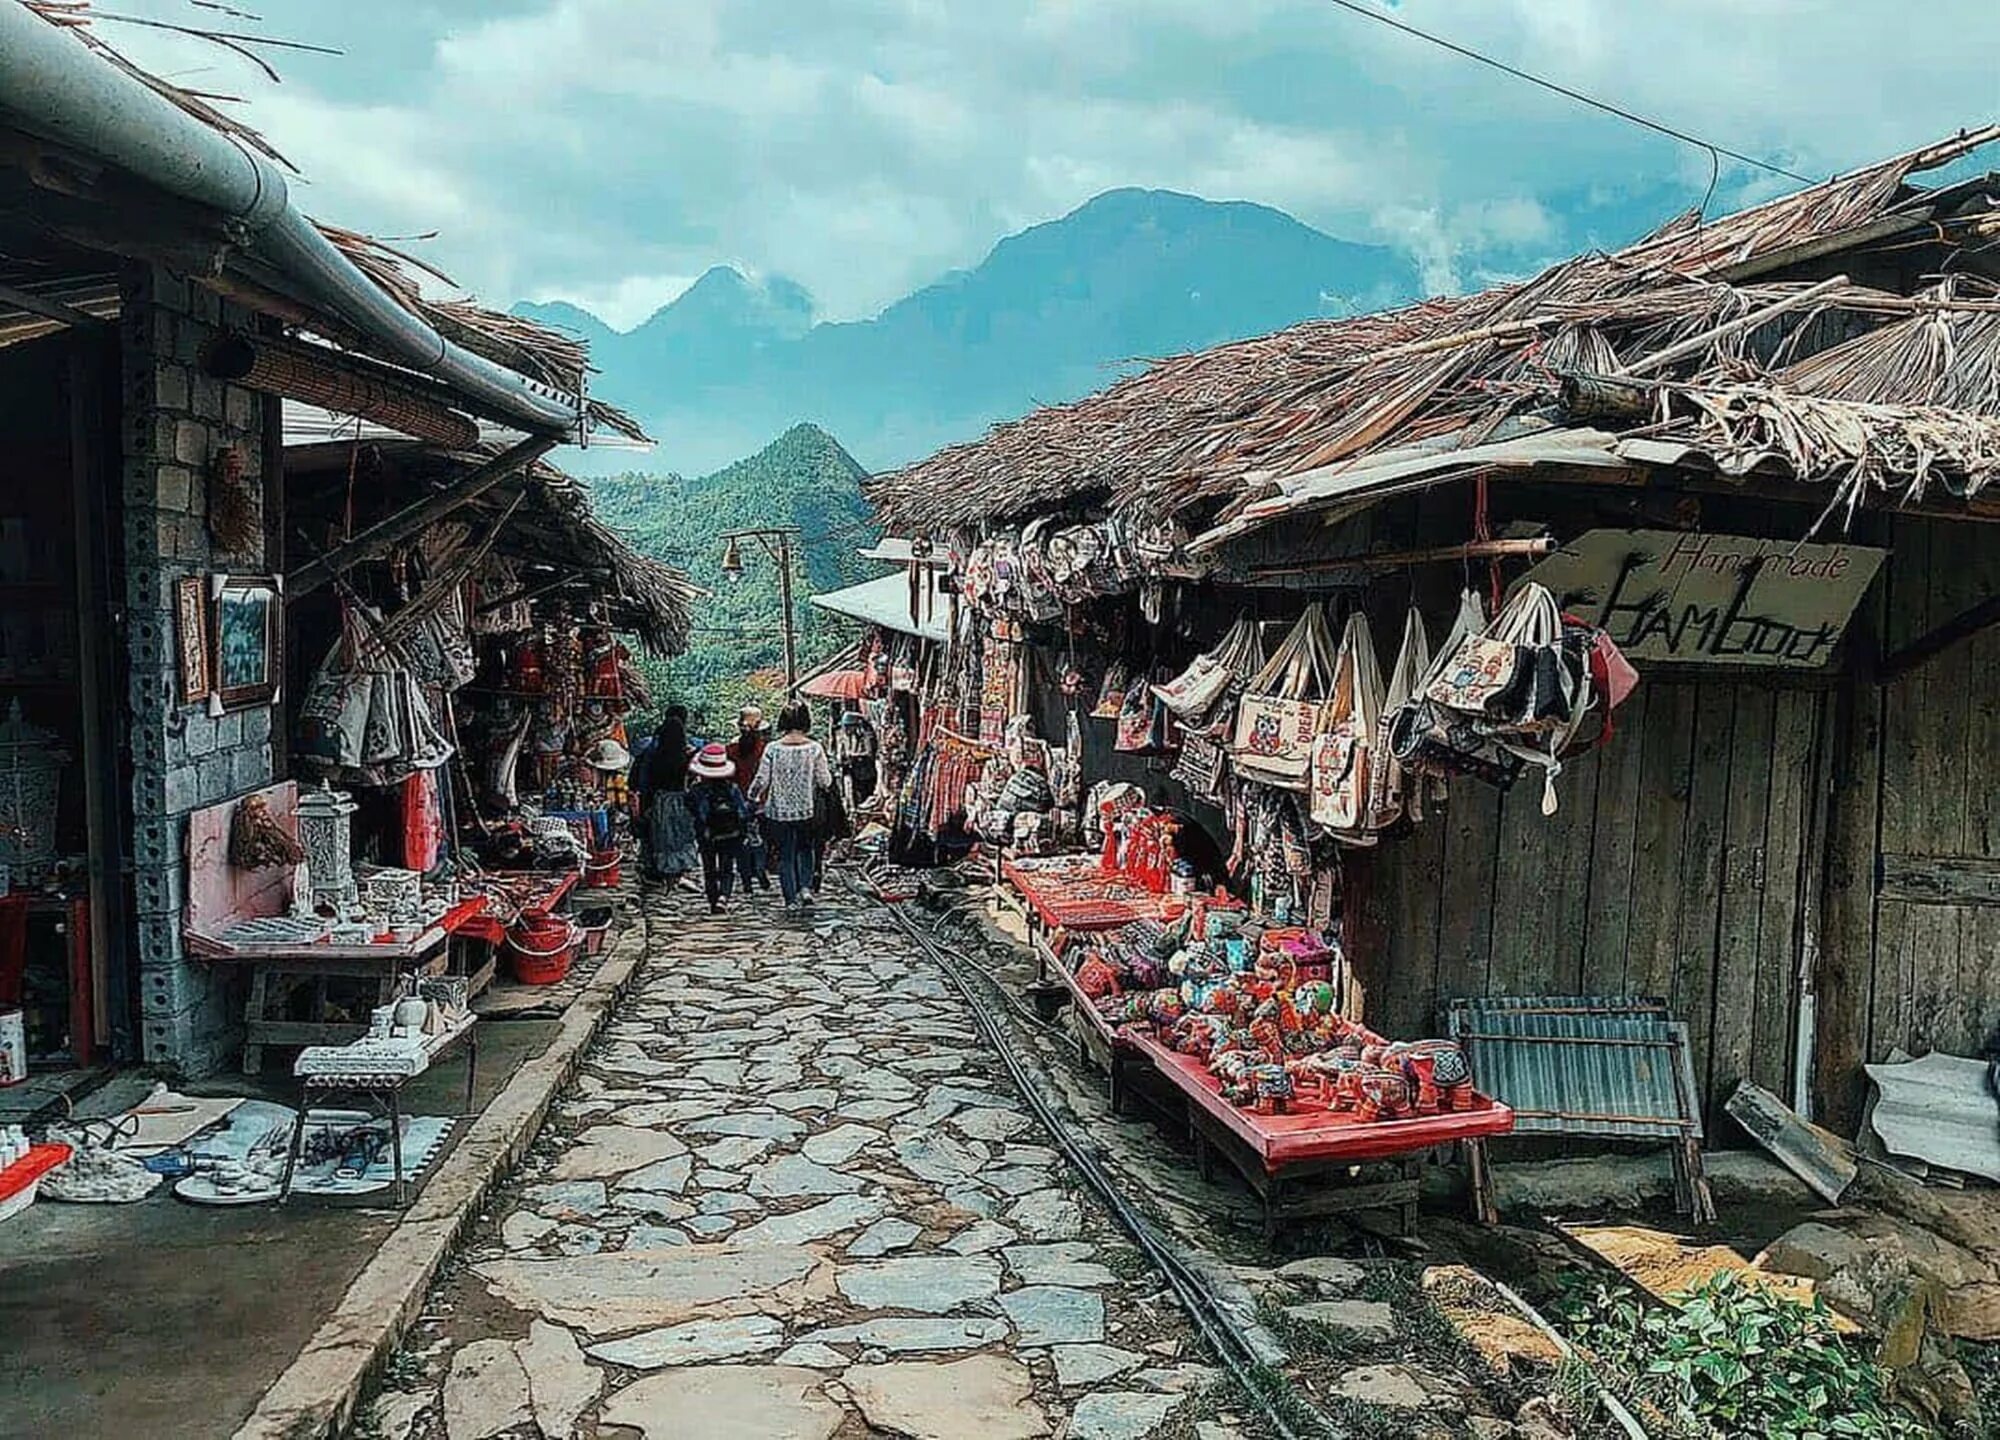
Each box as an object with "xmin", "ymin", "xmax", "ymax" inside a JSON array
[{"xmin": 750, "ymin": 701, "xmax": 833, "ymax": 908}]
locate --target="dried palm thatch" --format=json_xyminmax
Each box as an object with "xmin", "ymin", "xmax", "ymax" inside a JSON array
[
  {"xmin": 868, "ymin": 127, "xmax": 2000, "ymax": 538},
  {"xmin": 506, "ymin": 461, "xmax": 702, "ymax": 657},
  {"xmin": 15, "ymin": 2, "xmax": 649, "ymax": 445}
]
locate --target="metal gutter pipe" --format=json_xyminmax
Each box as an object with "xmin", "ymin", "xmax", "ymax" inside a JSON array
[{"xmin": 0, "ymin": 3, "xmax": 580, "ymax": 437}]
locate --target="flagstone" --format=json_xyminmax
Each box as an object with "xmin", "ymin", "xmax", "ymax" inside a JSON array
[
  {"xmin": 474, "ymin": 1245, "xmax": 830, "ymax": 1336},
  {"xmin": 587, "ymin": 1314, "xmax": 786, "ymax": 1369},
  {"xmin": 999, "ymin": 1286, "xmax": 1104, "ymax": 1345},
  {"xmin": 550, "ymin": 1126, "xmax": 689, "ymax": 1181},
  {"xmin": 835, "ymin": 1255, "xmax": 1003, "ymax": 1314},
  {"xmin": 516, "ymin": 1320, "xmax": 600, "ymax": 1440},
  {"xmin": 844, "ymin": 1355, "xmax": 1048, "ymax": 1440},
  {"xmin": 597, "ymin": 1365, "xmax": 843, "ymax": 1440}
]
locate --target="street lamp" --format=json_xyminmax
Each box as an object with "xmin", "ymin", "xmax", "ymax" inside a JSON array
[{"xmin": 717, "ymin": 527, "xmax": 800, "ymax": 694}]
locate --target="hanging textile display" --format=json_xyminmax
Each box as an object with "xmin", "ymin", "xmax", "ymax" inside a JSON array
[
  {"xmin": 1372, "ymin": 607, "xmax": 1434, "ymax": 827},
  {"xmin": 1307, "ymin": 612, "xmax": 1385, "ymax": 842},
  {"xmin": 1229, "ymin": 604, "xmax": 1338, "ymax": 792},
  {"xmin": 1152, "ymin": 614, "xmax": 1263, "ymax": 721}
]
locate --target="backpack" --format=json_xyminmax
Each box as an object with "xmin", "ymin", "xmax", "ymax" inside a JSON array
[{"xmin": 701, "ymin": 784, "xmax": 745, "ymax": 844}]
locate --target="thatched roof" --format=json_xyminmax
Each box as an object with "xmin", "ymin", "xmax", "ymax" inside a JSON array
[
  {"xmin": 284, "ymin": 429, "xmax": 701, "ymax": 656},
  {"xmin": 868, "ymin": 128, "xmax": 2000, "ymax": 541},
  {"xmin": 10, "ymin": 1, "xmax": 647, "ymax": 445}
]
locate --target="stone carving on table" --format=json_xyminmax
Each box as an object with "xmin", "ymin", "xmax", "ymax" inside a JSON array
[{"xmin": 296, "ymin": 781, "xmax": 362, "ymax": 920}]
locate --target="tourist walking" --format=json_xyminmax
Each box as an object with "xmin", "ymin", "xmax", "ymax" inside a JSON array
[
  {"xmin": 749, "ymin": 701, "xmax": 833, "ymax": 909},
  {"xmin": 637, "ymin": 706, "xmax": 698, "ymax": 884},
  {"xmin": 687, "ymin": 743, "xmax": 751, "ymax": 913},
  {"xmin": 726, "ymin": 704, "xmax": 773, "ymax": 891}
]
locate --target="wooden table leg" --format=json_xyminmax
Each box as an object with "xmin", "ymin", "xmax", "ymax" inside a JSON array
[{"xmin": 1468, "ymin": 1137, "xmax": 1497, "ymax": 1226}]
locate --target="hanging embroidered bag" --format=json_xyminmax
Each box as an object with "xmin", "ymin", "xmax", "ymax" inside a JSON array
[
  {"xmin": 1308, "ymin": 613, "xmax": 1385, "ymax": 840},
  {"xmin": 1230, "ymin": 604, "xmax": 1337, "ymax": 792}
]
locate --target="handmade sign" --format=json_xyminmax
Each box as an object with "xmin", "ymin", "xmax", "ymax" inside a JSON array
[{"xmin": 1524, "ymin": 530, "xmax": 1886, "ymax": 669}]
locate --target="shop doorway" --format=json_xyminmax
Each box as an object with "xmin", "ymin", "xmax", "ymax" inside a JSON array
[{"xmin": 0, "ymin": 327, "xmax": 128, "ymax": 1095}]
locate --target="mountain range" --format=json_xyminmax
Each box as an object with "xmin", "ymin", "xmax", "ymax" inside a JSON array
[{"xmin": 523, "ymin": 188, "xmax": 1422, "ymax": 477}]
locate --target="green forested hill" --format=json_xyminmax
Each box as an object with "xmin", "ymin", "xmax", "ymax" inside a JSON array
[{"xmin": 593, "ymin": 423, "xmax": 877, "ymax": 734}]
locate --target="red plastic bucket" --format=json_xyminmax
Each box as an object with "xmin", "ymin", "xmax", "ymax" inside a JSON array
[
  {"xmin": 505, "ymin": 912, "xmax": 577, "ymax": 985},
  {"xmin": 584, "ymin": 848, "xmax": 622, "ymax": 889}
]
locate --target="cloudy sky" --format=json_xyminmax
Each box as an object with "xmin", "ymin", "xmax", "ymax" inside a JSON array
[{"xmin": 102, "ymin": 0, "xmax": 2000, "ymax": 327}]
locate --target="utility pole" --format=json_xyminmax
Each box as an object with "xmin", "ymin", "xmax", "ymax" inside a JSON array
[
  {"xmin": 719, "ymin": 526, "xmax": 803, "ymax": 696},
  {"xmin": 776, "ymin": 529, "xmax": 798, "ymax": 696}
]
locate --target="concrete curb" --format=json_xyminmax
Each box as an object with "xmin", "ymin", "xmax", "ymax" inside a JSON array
[{"xmin": 231, "ymin": 897, "xmax": 652, "ymax": 1440}]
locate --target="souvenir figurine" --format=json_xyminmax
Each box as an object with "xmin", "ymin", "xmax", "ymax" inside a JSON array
[
  {"xmin": 1355, "ymin": 1066, "xmax": 1413, "ymax": 1123},
  {"xmin": 1252, "ymin": 1063, "xmax": 1295, "ymax": 1115},
  {"xmin": 1075, "ymin": 955, "xmax": 1123, "ymax": 1001}
]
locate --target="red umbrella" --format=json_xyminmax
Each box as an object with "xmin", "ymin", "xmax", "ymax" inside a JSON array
[{"xmin": 800, "ymin": 668, "xmax": 869, "ymax": 701}]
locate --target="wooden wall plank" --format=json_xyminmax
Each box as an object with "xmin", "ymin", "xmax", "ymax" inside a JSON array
[
  {"xmin": 1674, "ymin": 680, "xmax": 1737, "ymax": 1121},
  {"xmin": 1625, "ymin": 683, "xmax": 1700, "ymax": 1001},
  {"xmin": 1579, "ymin": 685, "xmax": 1649, "ymax": 991},
  {"xmin": 1434, "ymin": 780, "xmax": 1504, "ymax": 1002},
  {"xmin": 1813, "ymin": 568, "xmax": 1886, "ymax": 1131},
  {"xmin": 1375, "ymin": 808, "xmax": 1446, "ymax": 1037},
  {"xmin": 1752, "ymin": 690, "xmax": 1819, "ymax": 1097},
  {"xmin": 1868, "ymin": 518, "xmax": 1931, "ymax": 1064},
  {"xmin": 1488, "ymin": 747, "xmax": 1603, "ymax": 999},
  {"xmin": 1710, "ymin": 686, "xmax": 1775, "ymax": 1119},
  {"xmin": 1959, "ymin": 527, "xmax": 2000, "ymax": 1057}
]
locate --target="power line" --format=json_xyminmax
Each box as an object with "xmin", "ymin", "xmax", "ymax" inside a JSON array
[{"xmin": 1315, "ymin": 0, "xmax": 1817, "ymax": 186}]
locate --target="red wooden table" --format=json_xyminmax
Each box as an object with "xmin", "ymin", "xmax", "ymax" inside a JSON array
[
  {"xmin": 1001, "ymin": 858, "xmax": 1173, "ymax": 938},
  {"xmin": 1126, "ymin": 1031, "xmax": 1514, "ymax": 1237}
]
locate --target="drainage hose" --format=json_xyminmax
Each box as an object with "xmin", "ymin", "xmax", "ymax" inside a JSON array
[{"xmin": 850, "ymin": 870, "xmax": 1331, "ymax": 1440}]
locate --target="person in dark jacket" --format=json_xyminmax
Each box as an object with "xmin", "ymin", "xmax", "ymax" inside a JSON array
[
  {"xmin": 687, "ymin": 742, "xmax": 751, "ymax": 912},
  {"xmin": 637, "ymin": 706, "xmax": 696, "ymax": 882}
]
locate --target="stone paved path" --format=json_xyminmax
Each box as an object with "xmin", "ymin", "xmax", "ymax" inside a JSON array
[{"xmin": 369, "ymin": 879, "xmax": 1221, "ymax": 1440}]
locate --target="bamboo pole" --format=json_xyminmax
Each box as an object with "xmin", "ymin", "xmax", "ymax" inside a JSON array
[
  {"xmin": 1246, "ymin": 536, "xmax": 1554, "ymax": 581},
  {"xmin": 1617, "ymin": 275, "xmax": 1848, "ymax": 378}
]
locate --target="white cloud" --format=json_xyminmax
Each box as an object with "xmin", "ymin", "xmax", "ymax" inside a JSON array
[
  {"xmin": 534, "ymin": 273, "xmax": 700, "ymax": 331},
  {"xmin": 86, "ymin": 0, "xmax": 2000, "ymax": 324}
]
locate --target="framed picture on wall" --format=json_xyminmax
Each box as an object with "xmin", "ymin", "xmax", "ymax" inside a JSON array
[
  {"xmin": 175, "ymin": 576, "xmax": 211, "ymax": 704},
  {"xmin": 208, "ymin": 573, "xmax": 282, "ymax": 711}
]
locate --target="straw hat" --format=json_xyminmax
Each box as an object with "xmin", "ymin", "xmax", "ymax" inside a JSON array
[
  {"xmin": 585, "ymin": 738, "xmax": 633, "ymax": 772},
  {"xmin": 690, "ymin": 742, "xmax": 734, "ymax": 780}
]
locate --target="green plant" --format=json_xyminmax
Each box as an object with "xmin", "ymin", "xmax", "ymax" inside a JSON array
[{"xmin": 1558, "ymin": 1272, "xmax": 1934, "ymax": 1439}]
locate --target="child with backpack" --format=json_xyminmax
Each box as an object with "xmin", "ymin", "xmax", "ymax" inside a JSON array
[{"xmin": 688, "ymin": 743, "xmax": 751, "ymax": 913}]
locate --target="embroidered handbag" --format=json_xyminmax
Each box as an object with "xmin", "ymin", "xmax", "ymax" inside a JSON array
[
  {"xmin": 1154, "ymin": 615, "xmax": 1264, "ymax": 720},
  {"xmin": 1371, "ymin": 607, "xmax": 1431, "ymax": 826},
  {"xmin": 1383, "ymin": 590, "xmax": 1523, "ymax": 791},
  {"xmin": 1091, "ymin": 661, "xmax": 1131, "ymax": 720},
  {"xmin": 1113, "ymin": 675, "xmax": 1154, "ymax": 752},
  {"xmin": 1308, "ymin": 613, "xmax": 1384, "ymax": 839},
  {"xmin": 1230, "ymin": 605, "xmax": 1337, "ymax": 792},
  {"xmin": 1172, "ymin": 730, "xmax": 1227, "ymax": 800}
]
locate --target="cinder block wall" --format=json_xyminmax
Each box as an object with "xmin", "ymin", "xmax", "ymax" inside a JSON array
[{"xmin": 119, "ymin": 263, "xmax": 280, "ymax": 1073}]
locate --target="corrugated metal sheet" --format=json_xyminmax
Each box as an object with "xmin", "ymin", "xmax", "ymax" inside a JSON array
[
  {"xmin": 1447, "ymin": 996, "xmax": 1703, "ymax": 1142},
  {"xmin": 809, "ymin": 572, "xmax": 951, "ymax": 643},
  {"xmin": 1187, "ymin": 425, "xmax": 1627, "ymax": 555},
  {"xmin": 1865, "ymin": 1052, "xmax": 2000, "ymax": 1182}
]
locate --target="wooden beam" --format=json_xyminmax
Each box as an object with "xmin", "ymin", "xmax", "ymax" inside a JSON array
[
  {"xmin": 0, "ymin": 279, "xmax": 106, "ymax": 330},
  {"xmin": 1875, "ymin": 591, "xmax": 2000, "ymax": 680},
  {"xmin": 286, "ymin": 435, "xmax": 553, "ymax": 597},
  {"xmin": 1878, "ymin": 853, "xmax": 2000, "ymax": 908}
]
